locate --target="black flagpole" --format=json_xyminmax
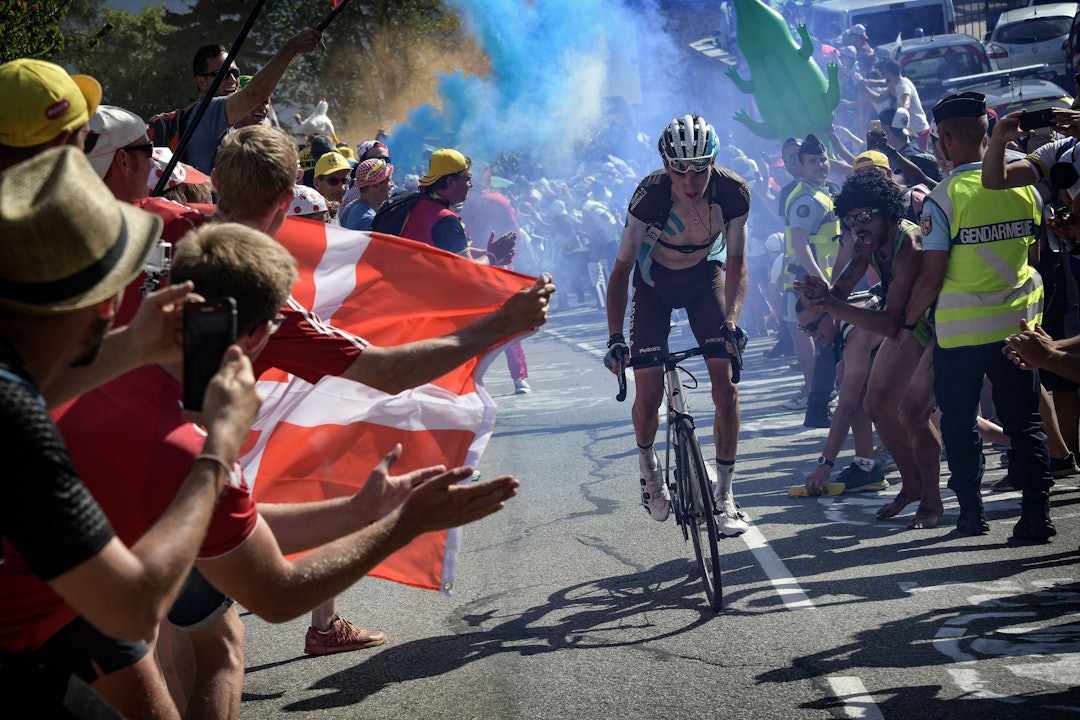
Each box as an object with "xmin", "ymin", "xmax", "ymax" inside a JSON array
[{"xmin": 152, "ymin": 0, "xmax": 268, "ymax": 197}]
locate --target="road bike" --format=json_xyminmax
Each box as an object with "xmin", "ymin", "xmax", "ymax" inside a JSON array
[{"xmin": 615, "ymin": 336, "xmax": 742, "ymax": 612}]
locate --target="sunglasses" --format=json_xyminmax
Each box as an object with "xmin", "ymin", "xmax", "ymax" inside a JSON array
[
  {"xmin": 321, "ymin": 176, "xmax": 347, "ymax": 187},
  {"xmin": 268, "ymin": 314, "xmax": 286, "ymax": 334},
  {"xmin": 198, "ymin": 67, "xmax": 240, "ymax": 79},
  {"xmin": 841, "ymin": 209, "xmax": 882, "ymax": 230},
  {"xmin": 798, "ymin": 312, "xmax": 829, "ymax": 334},
  {"xmin": 121, "ymin": 142, "xmax": 154, "ymax": 158},
  {"xmin": 667, "ymin": 156, "xmax": 713, "ymax": 174},
  {"xmin": 782, "ymin": 153, "xmax": 799, "ymax": 163}
]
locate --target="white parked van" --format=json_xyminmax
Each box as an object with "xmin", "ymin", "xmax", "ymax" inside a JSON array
[{"xmin": 805, "ymin": 0, "xmax": 958, "ymax": 47}]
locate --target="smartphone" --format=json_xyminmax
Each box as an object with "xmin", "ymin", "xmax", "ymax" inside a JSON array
[
  {"xmin": 183, "ymin": 298, "xmax": 237, "ymax": 412},
  {"xmin": 869, "ymin": 119, "xmax": 884, "ymax": 134},
  {"xmin": 1019, "ymin": 108, "xmax": 1055, "ymax": 131}
]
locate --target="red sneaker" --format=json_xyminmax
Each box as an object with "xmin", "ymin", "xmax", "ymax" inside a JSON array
[{"xmin": 304, "ymin": 615, "xmax": 387, "ymax": 655}]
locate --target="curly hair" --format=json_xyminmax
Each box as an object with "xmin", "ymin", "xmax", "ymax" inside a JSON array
[{"xmin": 834, "ymin": 169, "xmax": 905, "ymax": 222}]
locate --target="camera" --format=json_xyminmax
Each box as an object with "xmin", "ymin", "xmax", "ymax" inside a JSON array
[{"xmin": 141, "ymin": 241, "xmax": 172, "ymax": 296}]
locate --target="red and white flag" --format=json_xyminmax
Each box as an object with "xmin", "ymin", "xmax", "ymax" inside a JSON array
[{"xmin": 240, "ymin": 218, "xmax": 533, "ymax": 592}]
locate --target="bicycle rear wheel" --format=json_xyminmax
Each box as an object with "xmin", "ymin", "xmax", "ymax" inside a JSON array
[{"xmin": 673, "ymin": 416, "xmax": 723, "ymax": 612}]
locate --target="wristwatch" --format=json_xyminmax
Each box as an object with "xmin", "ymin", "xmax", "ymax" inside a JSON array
[
  {"xmin": 817, "ymin": 456, "xmax": 834, "ymax": 468},
  {"xmin": 900, "ymin": 315, "xmax": 919, "ymax": 331}
]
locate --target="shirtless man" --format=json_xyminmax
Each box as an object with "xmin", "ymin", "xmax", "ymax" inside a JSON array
[
  {"xmin": 604, "ymin": 115, "xmax": 750, "ymax": 535},
  {"xmin": 796, "ymin": 170, "xmax": 943, "ymax": 529}
]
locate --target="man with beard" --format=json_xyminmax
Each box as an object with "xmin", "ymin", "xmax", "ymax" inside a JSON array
[{"xmin": 796, "ymin": 169, "xmax": 943, "ymax": 529}]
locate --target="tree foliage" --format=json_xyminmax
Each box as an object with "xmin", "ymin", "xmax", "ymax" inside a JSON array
[
  {"xmin": 56, "ymin": 2, "xmax": 183, "ymax": 118},
  {"xmin": 1, "ymin": 0, "xmax": 71, "ymax": 62},
  {"xmin": 8, "ymin": 0, "xmax": 484, "ymax": 145}
]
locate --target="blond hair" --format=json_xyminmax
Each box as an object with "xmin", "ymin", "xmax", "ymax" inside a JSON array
[
  {"xmin": 169, "ymin": 222, "xmax": 298, "ymax": 335},
  {"xmin": 213, "ymin": 125, "xmax": 298, "ymax": 222}
]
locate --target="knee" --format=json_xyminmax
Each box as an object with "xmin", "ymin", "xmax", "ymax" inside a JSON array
[
  {"xmin": 189, "ymin": 608, "xmax": 245, "ymax": 675},
  {"xmin": 711, "ymin": 382, "xmax": 737, "ymax": 409}
]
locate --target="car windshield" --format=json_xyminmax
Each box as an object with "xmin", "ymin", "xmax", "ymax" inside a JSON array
[
  {"xmin": 995, "ymin": 17, "xmax": 1072, "ymax": 44},
  {"xmin": 904, "ymin": 51, "xmax": 988, "ymax": 84}
]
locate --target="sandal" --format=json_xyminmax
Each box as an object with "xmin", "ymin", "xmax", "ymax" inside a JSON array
[
  {"xmin": 875, "ymin": 492, "xmax": 920, "ymax": 521},
  {"xmin": 907, "ymin": 504, "xmax": 943, "ymax": 530}
]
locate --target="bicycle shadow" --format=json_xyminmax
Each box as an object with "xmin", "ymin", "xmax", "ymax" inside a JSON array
[{"xmin": 251, "ymin": 559, "xmax": 724, "ymax": 712}]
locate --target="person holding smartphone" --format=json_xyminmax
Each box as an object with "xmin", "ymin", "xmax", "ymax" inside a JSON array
[{"xmin": 8, "ymin": 222, "xmax": 521, "ymax": 718}]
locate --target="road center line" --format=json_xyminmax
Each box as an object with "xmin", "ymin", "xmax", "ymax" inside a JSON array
[
  {"xmin": 824, "ymin": 676, "xmax": 885, "ymax": 719},
  {"xmin": 739, "ymin": 523, "xmax": 814, "ymax": 611}
]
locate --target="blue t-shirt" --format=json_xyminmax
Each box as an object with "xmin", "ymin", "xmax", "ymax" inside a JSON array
[
  {"xmin": 183, "ymin": 96, "xmax": 232, "ymax": 174},
  {"xmin": 339, "ymin": 199, "xmax": 376, "ymax": 231}
]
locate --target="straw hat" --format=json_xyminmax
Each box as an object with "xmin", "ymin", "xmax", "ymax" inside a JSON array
[{"xmin": 0, "ymin": 146, "xmax": 162, "ymax": 314}]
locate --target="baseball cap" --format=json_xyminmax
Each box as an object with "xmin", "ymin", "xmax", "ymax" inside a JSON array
[
  {"xmin": 848, "ymin": 24, "xmax": 868, "ymax": 38},
  {"xmin": 884, "ymin": 106, "xmax": 910, "ymax": 132},
  {"xmin": 289, "ymin": 185, "xmax": 328, "ymax": 216},
  {"xmin": 148, "ymin": 147, "xmax": 209, "ymax": 191},
  {"xmin": 852, "ymin": 150, "xmax": 890, "ymax": 173},
  {"xmin": 85, "ymin": 105, "xmax": 149, "ymax": 178},
  {"xmin": 0, "ymin": 59, "xmax": 102, "ymax": 147},
  {"xmin": 353, "ymin": 158, "xmax": 393, "ymax": 188},
  {"xmin": 314, "ymin": 151, "xmax": 351, "ymax": 178},
  {"xmin": 419, "ymin": 148, "xmax": 469, "ymax": 186},
  {"xmin": 0, "ymin": 146, "xmax": 162, "ymax": 314}
]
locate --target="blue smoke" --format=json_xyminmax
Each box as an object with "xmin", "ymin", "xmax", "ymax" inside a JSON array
[{"xmin": 386, "ymin": 0, "xmax": 692, "ymax": 177}]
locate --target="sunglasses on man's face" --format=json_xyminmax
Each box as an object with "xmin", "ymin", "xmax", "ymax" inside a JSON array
[
  {"xmin": 798, "ymin": 312, "xmax": 829, "ymax": 334},
  {"xmin": 841, "ymin": 209, "xmax": 882, "ymax": 231},
  {"xmin": 198, "ymin": 67, "xmax": 240, "ymax": 79},
  {"xmin": 667, "ymin": 156, "xmax": 713, "ymax": 175},
  {"xmin": 121, "ymin": 142, "xmax": 154, "ymax": 159},
  {"xmin": 321, "ymin": 176, "xmax": 347, "ymax": 187}
]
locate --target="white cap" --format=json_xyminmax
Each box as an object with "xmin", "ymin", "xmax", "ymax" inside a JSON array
[
  {"xmin": 890, "ymin": 107, "xmax": 911, "ymax": 131},
  {"xmin": 86, "ymin": 105, "xmax": 148, "ymax": 178},
  {"xmin": 289, "ymin": 185, "xmax": 328, "ymax": 216},
  {"xmin": 148, "ymin": 147, "xmax": 208, "ymax": 191}
]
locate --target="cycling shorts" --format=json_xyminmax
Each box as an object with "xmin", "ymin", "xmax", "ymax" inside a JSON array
[{"xmin": 629, "ymin": 259, "xmax": 733, "ymax": 364}]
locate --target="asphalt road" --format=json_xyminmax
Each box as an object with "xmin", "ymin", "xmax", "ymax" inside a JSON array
[{"xmin": 239, "ymin": 303, "xmax": 1080, "ymax": 719}]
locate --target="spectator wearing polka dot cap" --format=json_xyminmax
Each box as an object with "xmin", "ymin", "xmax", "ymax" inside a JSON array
[{"xmin": 289, "ymin": 184, "xmax": 330, "ymax": 222}]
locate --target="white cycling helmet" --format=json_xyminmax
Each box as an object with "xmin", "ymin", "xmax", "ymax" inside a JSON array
[{"xmin": 658, "ymin": 114, "xmax": 718, "ymax": 162}]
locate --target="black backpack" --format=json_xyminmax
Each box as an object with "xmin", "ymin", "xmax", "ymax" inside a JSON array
[{"xmin": 370, "ymin": 190, "xmax": 421, "ymax": 235}]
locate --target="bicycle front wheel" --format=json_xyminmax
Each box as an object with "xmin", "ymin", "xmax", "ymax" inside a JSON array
[{"xmin": 673, "ymin": 416, "xmax": 723, "ymax": 612}]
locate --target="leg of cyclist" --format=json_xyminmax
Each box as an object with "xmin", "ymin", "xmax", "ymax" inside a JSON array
[
  {"xmin": 687, "ymin": 262, "xmax": 747, "ymax": 536},
  {"xmin": 626, "ymin": 270, "xmax": 673, "ymax": 522}
]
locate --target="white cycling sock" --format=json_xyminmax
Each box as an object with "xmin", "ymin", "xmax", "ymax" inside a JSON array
[
  {"xmin": 716, "ymin": 459, "xmax": 735, "ymax": 497},
  {"xmin": 638, "ymin": 444, "xmax": 658, "ymax": 474}
]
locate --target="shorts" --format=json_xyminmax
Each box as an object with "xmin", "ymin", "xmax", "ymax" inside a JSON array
[
  {"xmin": 167, "ymin": 568, "xmax": 234, "ymax": 632},
  {"xmin": 629, "ymin": 260, "xmax": 734, "ymax": 363},
  {"xmin": 31, "ymin": 616, "xmax": 148, "ymax": 683}
]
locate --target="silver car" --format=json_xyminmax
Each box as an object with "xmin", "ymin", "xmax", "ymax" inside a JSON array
[{"xmin": 986, "ymin": 3, "xmax": 1078, "ymax": 80}]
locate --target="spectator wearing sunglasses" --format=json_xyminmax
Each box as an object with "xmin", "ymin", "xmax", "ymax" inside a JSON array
[
  {"xmin": 84, "ymin": 105, "xmax": 156, "ymax": 204},
  {"xmin": 178, "ymin": 28, "xmax": 323, "ymax": 175},
  {"xmin": 794, "ymin": 296, "xmax": 888, "ymax": 497},
  {"xmin": 795, "ymin": 169, "xmax": 941, "ymax": 529},
  {"xmin": 312, "ymin": 150, "xmax": 351, "ymax": 222}
]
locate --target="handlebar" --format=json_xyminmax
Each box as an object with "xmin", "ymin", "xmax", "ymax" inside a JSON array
[{"xmin": 614, "ymin": 338, "xmax": 743, "ymax": 402}]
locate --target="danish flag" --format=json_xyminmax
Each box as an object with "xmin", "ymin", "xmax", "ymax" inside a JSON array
[{"xmin": 240, "ymin": 218, "xmax": 533, "ymax": 592}]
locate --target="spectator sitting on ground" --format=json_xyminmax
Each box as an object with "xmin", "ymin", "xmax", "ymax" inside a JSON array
[{"xmin": 340, "ymin": 157, "xmax": 394, "ymax": 231}]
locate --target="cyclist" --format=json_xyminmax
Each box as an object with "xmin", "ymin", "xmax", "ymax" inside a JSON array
[{"xmin": 604, "ymin": 114, "xmax": 750, "ymax": 535}]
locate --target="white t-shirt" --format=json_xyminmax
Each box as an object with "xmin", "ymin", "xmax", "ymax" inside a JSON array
[{"xmin": 894, "ymin": 76, "xmax": 930, "ymax": 135}]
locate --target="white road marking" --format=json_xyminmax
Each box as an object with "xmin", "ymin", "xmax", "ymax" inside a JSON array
[
  {"xmin": 739, "ymin": 522, "xmax": 815, "ymax": 611},
  {"xmin": 824, "ymin": 677, "xmax": 885, "ymax": 719}
]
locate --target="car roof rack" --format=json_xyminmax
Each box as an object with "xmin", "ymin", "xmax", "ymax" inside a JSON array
[{"xmin": 941, "ymin": 64, "xmax": 1050, "ymax": 89}]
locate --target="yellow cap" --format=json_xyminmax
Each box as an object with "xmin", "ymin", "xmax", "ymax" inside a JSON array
[
  {"xmin": 314, "ymin": 151, "xmax": 351, "ymax": 177},
  {"xmin": 419, "ymin": 148, "xmax": 469, "ymax": 186},
  {"xmin": 852, "ymin": 150, "xmax": 890, "ymax": 173},
  {"xmin": 0, "ymin": 59, "xmax": 101, "ymax": 147}
]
